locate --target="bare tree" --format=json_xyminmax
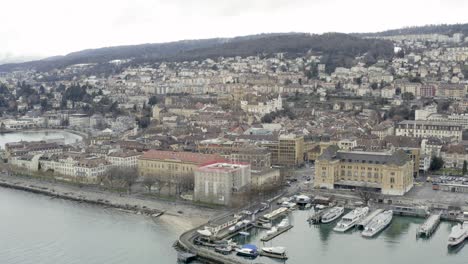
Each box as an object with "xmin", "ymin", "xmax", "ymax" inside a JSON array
[
  {"xmin": 106, "ymin": 167, "xmax": 121, "ymax": 188},
  {"xmin": 142, "ymin": 176, "xmax": 156, "ymax": 193},
  {"xmin": 107, "ymin": 166, "xmax": 138, "ymax": 194},
  {"xmin": 357, "ymin": 187, "xmax": 379, "ymax": 206},
  {"xmin": 120, "ymin": 167, "xmax": 138, "ymax": 194}
]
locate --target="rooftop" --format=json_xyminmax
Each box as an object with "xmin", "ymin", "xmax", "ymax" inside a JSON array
[
  {"xmin": 196, "ymin": 162, "xmax": 250, "ymax": 173},
  {"xmin": 139, "ymin": 150, "xmax": 225, "ymax": 164}
]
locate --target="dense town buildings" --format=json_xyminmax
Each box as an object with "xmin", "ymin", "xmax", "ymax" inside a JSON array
[{"xmin": 3, "ymin": 30, "xmax": 468, "ymax": 204}]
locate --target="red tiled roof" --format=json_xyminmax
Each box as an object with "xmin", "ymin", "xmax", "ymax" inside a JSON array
[{"xmin": 139, "ymin": 150, "xmax": 226, "ymax": 164}]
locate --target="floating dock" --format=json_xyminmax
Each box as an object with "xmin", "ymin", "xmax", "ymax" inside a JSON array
[
  {"xmin": 356, "ymin": 209, "xmax": 383, "ymax": 230},
  {"xmin": 416, "ymin": 213, "xmax": 441, "ymax": 238},
  {"xmin": 261, "ymin": 225, "xmax": 293, "ymax": 242}
]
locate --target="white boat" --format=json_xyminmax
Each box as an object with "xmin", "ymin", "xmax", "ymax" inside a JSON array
[
  {"xmin": 362, "ymin": 210, "xmax": 393, "ymax": 237},
  {"xmin": 277, "ymin": 218, "xmax": 290, "ymax": 229},
  {"xmin": 295, "ymin": 195, "xmax": 311, "ymax": 204},
  {"xmin": 333, "ymin": 207, "xmax": 369, "ymax": 232},
  {"xmin": 448, "ymin": 221, "xmax": 468, "ymax": 247},
  {"xmin": 215, "ymin": 245, "xmax": 232, "ymax": 255},
  {"xmin": 321, "ymin": 207, "xmax": 345, "ymax": 224},
  {"xmin": 266, "ymin": 227, "xmax": 278, "ymax": 235},
  {"xmin": 315, "ymin": 204, "xmax": 327, "ymax": 210},
  {"xmin": 261, "ymin": 246, "xmax": 287, "ymax": 259}
]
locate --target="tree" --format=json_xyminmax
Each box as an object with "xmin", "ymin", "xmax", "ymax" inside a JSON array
[
  {"xmin": 463, "ymin": 161, "xmax": 467, "ymax": 176},
  {"xmin": 148, "ymin": 96, "xmax": 158, "ymax": 106},
  {"xmin": 106, "ymin": 167, "xmax": 138, "ymax": 194},
  {"xmin": 396, "ymin": 49, "xmax": 405, "ymax": 58},
  {"xmin": 430, "ymin": 156, "xmax": 444, "ymax": 171},
  {"xmin": 357, "ymin": 188, "xmax": 378, "ymax": 206},
  {"xmin": 119, "ymin": 167, "xmax": 138, "ymax": 194},
  {"xmin": 401, "ymin": 92, "xmax": 415, "ymax": 101},
  {"xmin": 261, "ymin": 114, "xmax": 273, "ymax": 123},
  {"xmin": 142, "ymin": 176, "xmax": 156, "ymax": 193}
]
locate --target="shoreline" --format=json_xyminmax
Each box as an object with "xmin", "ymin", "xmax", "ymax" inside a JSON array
[
  {"xmin": 0, "ymin": 128, "xmax": 89, "ymax": 139},
  {"xmin": 0, "ymin": 174, "xmax": 221, "ymax": 231},
  {"xmin": 0, "ymin": 179, "xmax": 163, "ymax": 217}
]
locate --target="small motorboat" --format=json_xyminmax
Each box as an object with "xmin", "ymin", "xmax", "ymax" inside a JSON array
[
  {"xmin": 236, "ymin": 244, "xmax": 259, "ymax": 258},
  {"xmin": 261, "ymin": 246, "xmax": 288, "ymax": 259},
  {"xmin": 215, "ymin": 245, "xmax": 232, "ymax": 255}
]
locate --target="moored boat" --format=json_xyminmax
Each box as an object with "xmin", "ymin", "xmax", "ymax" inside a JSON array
[
  {"xmin": 333, "ymin": 207, "xmax": 369, "ymax": 232},
  {"xmin": 321, "ymin": 206, "xmax": 344, "ymax": 224},
  {"xmin": 215, "ymin": 245, "xmax": 232, "ymax": 255},
  {"xmin": 266, "ymin": 227, "xmax": 278, "ymax": 235},
  {"xmin": 236, "ymin": 244, "xmax": 259, "ymax": 258},
  {"xmin": 277, "ymin": 218, "xmax": 290, "ymax": 229},
  {"xmin": 447, "ymin": 221, "xmax": 468, "ymax": 248},
  {"xmin": 362, "ymin": 210, "xmax": 393, "ymax": 237},
  {"xmin": 260, "ymin": 246, "xmax": 288, "ymax": 259}
]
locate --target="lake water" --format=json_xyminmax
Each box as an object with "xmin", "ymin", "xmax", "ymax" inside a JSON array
[
  {"xmin": 1, "ymin": 187, "xmax": 468, "ymax": 264},
  {"xmin": 0, "ymin": 188, "xmax": 180, "ymax": 264},
  {"xmin": 0, "ymin": 130, "xmax": 83, "ymax": 149},
  {"xmin": 233, "ymin": 209, "xmax": 468, "ymax": 264}
]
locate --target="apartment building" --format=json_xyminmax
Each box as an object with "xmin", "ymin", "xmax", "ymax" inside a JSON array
[
  {"xmin": 107, "ymin": 151, "xmax": 141, "ymax": 168},
  {"xmin": 262, "ymin": 134, "xmax": 304, "ymax": 167},
  {"xmin": 229, "ymin": 146, "xmax": 271, "ymax": 169},
  {"xmin": 396, "ymin": 120, "xmax": 462, "ymax": 142},
  {"xmin": 314, "ymin": 146, "xmax": 414, "ymax": 195}
]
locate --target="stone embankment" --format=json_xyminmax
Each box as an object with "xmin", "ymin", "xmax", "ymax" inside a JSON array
[{"xmin": 0, "ymin": 179, "xmax": 162, "ymax": 217}]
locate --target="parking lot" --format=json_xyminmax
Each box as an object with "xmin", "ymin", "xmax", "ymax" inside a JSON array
[{"xmin": 405, "ymin": 176, "xmax": 468, "ymax": 208}]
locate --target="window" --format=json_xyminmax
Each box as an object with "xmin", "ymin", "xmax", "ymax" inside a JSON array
[{"xmin": 390, "ymin": 177, "xmax": 395, "ymax": 183}]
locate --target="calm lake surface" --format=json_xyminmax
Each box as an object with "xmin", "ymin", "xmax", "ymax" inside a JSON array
[
  {"xmin": 232, "ymin": 209, "xmax": 468, "ymax": 264},
  {"xmin": 0, "ymin": 130, "xmax": 82, "ymax": 149},
  {"xmin": 0, "ymin": 188, "xmax": 180, "ymax": 264}
]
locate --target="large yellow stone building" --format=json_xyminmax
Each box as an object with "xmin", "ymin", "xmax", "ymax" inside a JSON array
[
  {"xmin": 314, "ymin": 146, "xmax": 414, "ymax": 196},
  {"xmin": 138, "ymin": 150, "xmax": 225, "ymax": 186}
]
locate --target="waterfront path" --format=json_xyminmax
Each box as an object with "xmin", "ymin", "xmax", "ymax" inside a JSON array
[{"xmin": 0, "ymin": 173, "xmax": 223, "ymax": 229}]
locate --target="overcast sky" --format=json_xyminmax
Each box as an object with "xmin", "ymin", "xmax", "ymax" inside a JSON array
[{"xmin": 1, "ymin": 0, "xmax": 467, "ymax": 61}]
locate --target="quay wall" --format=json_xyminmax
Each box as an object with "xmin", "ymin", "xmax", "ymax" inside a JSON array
[{"xmin": 0, "ymin": 180, "xmax": 162, "ymax": 216}]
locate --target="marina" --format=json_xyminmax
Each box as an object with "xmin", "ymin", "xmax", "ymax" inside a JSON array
[{"xmin": 178, "ymin": 193, "xmax": 468, "ymax": 264}]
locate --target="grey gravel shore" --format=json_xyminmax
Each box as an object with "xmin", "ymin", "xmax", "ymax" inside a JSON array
[{"xmin": 0, "ymin": 173, "xmax": 222, "ymax": 231}]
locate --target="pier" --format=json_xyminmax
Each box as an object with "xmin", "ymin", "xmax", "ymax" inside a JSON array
[
  {"xmin": 261, "ymin": 225, "xmax": 293, "ymax": 242},
  {"xmin": 416, "ymin": 213, "xmax": 441, "ymax": 238},
  {"xmin": 356, "ymin": 209, "xmax": 383, "ymax": 230}
]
